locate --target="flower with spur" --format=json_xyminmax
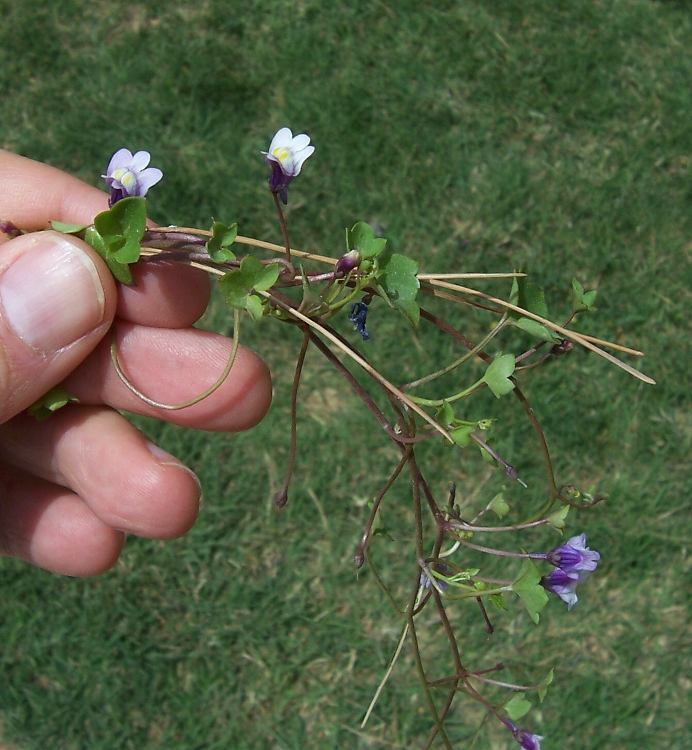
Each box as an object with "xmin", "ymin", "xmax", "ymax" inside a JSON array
[
  {"xmin": 546, "ymin": 533, "xmax": 600, "ymax": 577},
  {"xmin": 262, "ymin": 127, "xmax": 315, "ymax": 204},
  {"xmin": 102, "ymin": 148, "xmax": 163, "ymax": 206},
  {"xmin": 540, "ymin": 567, "xmax": 581, "ymax": 610}
]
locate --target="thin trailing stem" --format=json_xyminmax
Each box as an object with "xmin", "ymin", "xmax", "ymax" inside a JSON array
[
  {"xmin": 354, "ymin": 448, "xmax": 412, "ymax": 568},
  {"xmin": 405, "ymin": 458, "xmax": 454, "ymax": 750},
  {"xmin": 260, "ymin": 290, "xmax": 453, "ymax": 442},
  {"xmin": 470, "ymin": 433, "xmax": 527, "ymax": 488},
  {"xmin": 360, "ymin": 621, "xmax": 409, "ymax": 728},
  {"xmin": 457, "ymin": 538, "xmax": 547, "ymax": 561},
  {"xmin": 403, "ymin": 315, "xmax": 508, "ymax": 391},
  {"xmin": 272, "ymin": 191, "xmax": 293, "ymax": 266},
  {"xmin": 363, "ymin": 549, "xmax": 402, "ymax": 616},
  {"xmin": 307, "ymin": 332, "xmax": 427, "ymax": 445},
  {"xmin": 421, "ymin": 279, "xmax": 655, "ymax": 383},
  {"xmin": 275, "ymin": 330, "xmax": 310, "ymax": 508},
  {"xmin": 511, "ymin": 384, "xmax": 559, "ymax": 504},
  {"xmin": 423, "ymin": 588, "xmax": 468, "ymax": 750},
  {"xmin": 110, "ymin": 308, "xmax": 241, "ymax": 410},
  {"xmin": 447, "ymin": 518, "xmax": 550, "ymax": 533}
]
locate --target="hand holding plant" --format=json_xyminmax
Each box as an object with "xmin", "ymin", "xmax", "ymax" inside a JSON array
[{"xmin": 0, "ymin": 130, "xmax": 654, "ymax": 747}]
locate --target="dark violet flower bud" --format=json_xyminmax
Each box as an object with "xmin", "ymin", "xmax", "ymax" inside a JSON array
[
  {"xmin": 348, "ymin": 301, "xmax": 370, "ymax": 341},
  {"xmin": 262, "ymin": 127, "xmax": 315, "ymax": 205},
  {"xmin": 504, "ymin": 721, "xmax": 544, "ymax": 750},
  {"xmin": 0, "ymin": 220, "xmax": 22, "ymax": 239},
  {"xmin": 547, "ymin": 533, "xmax": 600, "ymax": 576},
  {"xmin": 102, "ymin": 148, "xmax": 163, "ymax": 207},
  {"xmin": 335, "ymin": 249, "xmax": 361, "ymax": 275},
  {"xmin": 550, "ymin": 339, "xmax": 573, "ymax": 356},
  {"xmin": 540, "ymin": 567, "xmax": 580, "ymax": 609},
  {"xmin": 515, "ymin": 730, "xmax": 544, "ymax": 750}
]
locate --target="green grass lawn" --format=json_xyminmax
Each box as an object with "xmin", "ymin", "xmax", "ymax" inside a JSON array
[{"xmin": 1, "ymin": 1, "xmax": 690, "ymax": 748}]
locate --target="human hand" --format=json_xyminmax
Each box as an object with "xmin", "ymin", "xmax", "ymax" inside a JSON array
[{"xmin": 0, "ymin": 150, "xmax": 272, "ymax": 576}]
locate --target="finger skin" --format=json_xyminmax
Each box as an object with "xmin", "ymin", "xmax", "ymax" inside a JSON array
[
  {"xmin": 0, "ymin": 407, "xmax": 201, "ymax": 539},
  {"xmin": 64, "ymin": 323, "xmax": 273, "ymax": 432},
  {"xmin": 0, "ymin": 231, "xmax": 117, "ymax": 423},
  {"xmin": 0, "ymin": 464, "xmax": 124, "ymax": 577},
  {"xmin": 0, "ymin": 149, "xmax": 211, "ymax": 327}
]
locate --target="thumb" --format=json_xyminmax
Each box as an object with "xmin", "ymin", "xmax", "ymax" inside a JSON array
[{"xmin": 0, "ymin": 230, "xmax": 116, "ymax": 422}]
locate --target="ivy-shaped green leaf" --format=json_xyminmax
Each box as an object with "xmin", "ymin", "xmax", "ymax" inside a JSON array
[
  {"xmin": 504, "ymin": 694, "xmax": 532, "ymax": 721},
  {"xmin": 85, "ymin": 227, "xmax": 132, "ymax": 284},
  {"xmin": 347, "ymin": 221, "xmax": 387, "ymax": 259},
  {"xmin": 483, "ymin": 353, "xmax": 516, "ymax": 398},
  {"xmin": 50, "ymin": 220, "xmax": 88, "ymax": 234},
  {"xmin": 450, "ymin": 423, "xmax": 474, "ymax": 447},
  {"xmin": 509, "ymin": 276, "xmax": 559, "ymax": 342},
  {"xmin": 218, "ymin": 256, "xmax": 281, "ymax": 319},
  {"xmin": 93, "ymin": 197, "xmax": 146, "ymax": 264},
  {"xmin": 572, "ymin": 278, "xmax": 598, "ymax": 311},
  {"xmin": 206, "ymin": 221, "xmax": 238, "ymax": 262},
  {"xmin": 28, "ymin": 387, "xmax": 79, "ymax": 421},
  {"xmin": 488, "ymin": 492, "xmax": 510, "ymax": 519},
  {"xmin": 513, "ymin": 317, "xmax": 560, "ymax": 343},
  {"xmin": 538, "ymin": 668, "xmax": 554, "ymax": 703},
  {"xmin": 376, "ymin": 252, "xmax": 420, "ymax": 326},
  {"xmin": 435, "ymin": 400, "xmax": 456, "ymax": 427},
  {"xmin": 547, "ymin": 505, "xmax": 570, "ymax": 530},
  {"xmin": 512, "ymin": 559, "xmax": 549, "ymax": 624}
]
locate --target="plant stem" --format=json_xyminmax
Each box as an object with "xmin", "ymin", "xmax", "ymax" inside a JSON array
[
  {"xmin": 275, "ymin": 330, "xmax": 310, "ymax": 508},
  {"xmin": 457, "ymin": 538, "xmax": 547, "ymax": 561},
  {"xmin": 447, "ymin": 518, "xmax": 550, "ymax": 533},
  {"xmin": 421, "ymin": 279, "xmax": 655, "ymax": 383},
  {"xmin": 403, "ymin": 316, "xmax": 508, "ymax": 391},
  {"xmin": 260, "ymin": 291, "xmax": 453, "ymax": 442},
  {"xmin": 110, "ymin": 308, "xmax": 241, "ymax": 410},
  {"xmin": 355, "ymin": 448, "xmax": 412, "ymax": 567},
  {"xmin": 272, "ymin": 191, "xmax": 293, "ymax": 265}
]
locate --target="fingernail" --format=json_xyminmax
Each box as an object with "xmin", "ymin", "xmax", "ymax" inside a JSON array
[
  {"xmin": 0, "ymin": 232, "xmax": 105, "ymax": 353},
  {"xmin": 146, "ymin": 441, "xmax": 202, "ymax": 493}
]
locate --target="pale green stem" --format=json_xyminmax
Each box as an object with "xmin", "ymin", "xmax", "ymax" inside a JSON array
[{"xmin": 404, "ymin": 315, "xmax": 508, "ymax": 391}]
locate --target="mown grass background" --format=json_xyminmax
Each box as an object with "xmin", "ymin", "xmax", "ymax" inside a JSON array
[{"xmin": 0, "ymin": 1, "xmax": 689, "ymax": 748}]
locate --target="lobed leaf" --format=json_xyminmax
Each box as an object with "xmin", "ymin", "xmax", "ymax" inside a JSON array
[
  {"xmin": 483, "ymin": 353, "xmax": 516, "ymax": 398},
  {"xmin": 347, "ymin": 221, "xmax": 387, "ymax": 259},
  {"xmin": 512, "ymin": 559, "xmax": 549, "ymax": 624},
  {"xmin": 206, "ymin": 221, "xmax": 238, "ymax": 262},
  {"xmin": 504, "ymin": 694, "xmax": 532, "ymax": 721}
]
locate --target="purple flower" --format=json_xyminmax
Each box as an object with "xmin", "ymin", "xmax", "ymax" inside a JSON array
[
  {"xmin": 348, "ymin": 301, "xmax": 370, "ymax": 341},
  {"xmin": 262, "ymin": 127, "xmax": 315, "ymax": 204},
  {"xmin": 515, "ymin": 730, "xmax": 544, "ymax": 750},
  {"xmin": 420, "ymin": 566, "xmax": 449, "ymax": 592},
  {"xmin": 504, "ymin": 721, "xmax": 544, "ymax": 750},
  {"xmin": 540, "ymin": 567, "xmax": 580, "ymax": 609},
  {"xmin": 547, "ymin": 533, "xmax": 600, "ymax": 576},
  {"xmin": 102, "ymin": 148, "xmax": 163, "ymax": 206}
]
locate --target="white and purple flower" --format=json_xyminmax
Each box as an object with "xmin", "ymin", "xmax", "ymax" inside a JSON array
[
  {"xmin": 262, "ymin": 127, "xmax": 315, "ymax": 204},
  {"xmin": 102, "ymin": 148, "xmax": 163, "ymax": 206}
]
